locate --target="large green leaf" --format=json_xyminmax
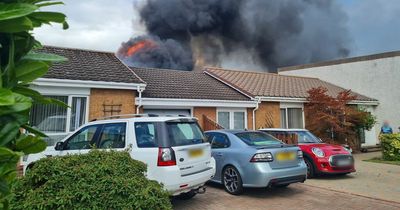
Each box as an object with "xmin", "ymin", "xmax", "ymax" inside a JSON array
[
  {"xmin": 0, "ymin": 89, "xmax": 15, "ymax": 106},
  {"xmin": 14, "ymin": 60, "xmax": 49, "ymax": 82},
  {"xmin": 0, "ymin": 93, "xmax": 32, "ymax": 116},
  {"xmin": 36, "ymin": 1, "xmax": 64, "ymax": 8},
  {"xmin": 0, "ymin": 147, "xmax": 21, "ymax": 165},
  {"xmin": 29, "ymin": 11, "xmax": 66, "ymax": 23},
  {"xmin": 23, "ymin": 52, "xmax": 67, "ymax": 62},
  {"xmin": 21, "ymin": 124, "xmax": 47, "ymax": 137},
  {"xmin": 0, "ymin": 122, "xmax": 19, "ymax": 146},
  {"xmin": 0, "ymin": 3, "xmax": 37, "ymax": 21},
  {"xmin": 15, "ymin": 135, "xmax": 46, "ymax": 154},
  {"xmin": 0, "ymin": 16, "xmax": 33, "ymax": 33}
]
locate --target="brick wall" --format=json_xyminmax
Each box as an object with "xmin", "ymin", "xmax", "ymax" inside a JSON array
[
  {"xmin": 254, "ymin": 102, "xmax": 281, "ymax": 129},
  {"xmin": 89, "ymin": 89, "xmax": 136, "ymax": 120},
  {"xmin": 193, "ymin": 107, "xmax": 217, "ymax": 130}
]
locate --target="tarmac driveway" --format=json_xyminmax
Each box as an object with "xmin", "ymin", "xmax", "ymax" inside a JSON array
[
  {"xmin": 173, "ymin": 152, "xmax": 400, "ymax": 210},
  {"xmin": 305, "ymin": 152, "xmax": 400, "ymax": 202}
]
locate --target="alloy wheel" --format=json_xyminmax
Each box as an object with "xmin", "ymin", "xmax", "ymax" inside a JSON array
[{"xmin": 224, "ymin": 167, "xmax": 239, "ymax": 193}]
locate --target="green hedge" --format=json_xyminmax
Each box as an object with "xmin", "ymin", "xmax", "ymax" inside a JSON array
[
  {"xmin": 11, "ymin": 150, "xmax": 172, "ymax": 210},
  {"xmin": 380, "ymin": 134, "xmax": 400, "ymax": 161}
]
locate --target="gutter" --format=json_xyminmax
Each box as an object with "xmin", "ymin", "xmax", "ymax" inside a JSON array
[
  {"xmin": 136, "ymin": 86, "xmax": 144, "ymax": 114},
  {"xmin": 252, "ymin": 97, "xmax": 262, "ymax": 130}
]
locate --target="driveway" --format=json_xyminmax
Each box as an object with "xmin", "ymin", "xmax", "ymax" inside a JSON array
[
  {"xmin": 305, "ymin": 152, "xmax": 400, "ymax": 202},
  {"xmin": 173, "ymin": 183, "xmax": 400, "ymax": 210}
]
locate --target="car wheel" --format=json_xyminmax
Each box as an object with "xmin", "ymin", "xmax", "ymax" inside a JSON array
[
  {"xmin": 305, "ymin": 158, "xmax": 315, "ymax": 178},
  {"xmin": 222, "ymin": 166, "xmax": 243, "ymax": 195},
  {"xmin": 176, "ymin": 191, "xmax": 197, "ymax": 200}
]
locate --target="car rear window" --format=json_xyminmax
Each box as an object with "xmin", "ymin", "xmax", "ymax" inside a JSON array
[
  {"xmin": 235, "ymin": 132, "xmax": 282, "ymax": 146},
  {"xmin": 166, "ymin": 122, "xmax": 205, "ymax": 146},
  {"xmin": 134, "ymin": 121, "xmax": 205, "ymax": 147}
]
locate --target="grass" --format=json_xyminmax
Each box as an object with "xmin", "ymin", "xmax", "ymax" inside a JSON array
[{"xmin": 364, "ymin": 157, "xmax": 400, "ymax": 166}]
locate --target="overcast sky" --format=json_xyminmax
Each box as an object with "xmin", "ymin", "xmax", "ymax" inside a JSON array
[{"xmin": 35, "ymin": 0, "xmax": 400, "ymax": 57}]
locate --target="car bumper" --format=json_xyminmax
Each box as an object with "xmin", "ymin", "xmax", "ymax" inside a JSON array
[
  {"xmin": 150, "ymin": 158, "xmax": 216, "ymax": 196},
  {"xmin": 241, "ymin": 160, "xmax": 307, "ymax": 188},
  {"xmin": 314, "ymin": 155, "xmax": 356, "ymax": 174}
]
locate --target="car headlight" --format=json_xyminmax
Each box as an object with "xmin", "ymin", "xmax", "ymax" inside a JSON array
[
  {"xmin": 342, "ymin": 146, "xmax": 352, "ymax": 154},
  {"xmin": 311, "ymin": 147, "xmax": 325, "ymax": 157}
]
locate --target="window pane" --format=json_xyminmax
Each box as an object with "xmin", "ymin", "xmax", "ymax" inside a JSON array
[
  {"xmin": 30, "ymin": 96, "xmax": 68, "ymax": 133},
  {"xmin": 217, "ymin": 112, "xmax": 230, "ymax": 129},
  {"xmin": 280, "ymin": 109, "xmax": 287, "ymax": 128},
  {"xmin": 287, "ymin": 108, "xmax": 303, "ymax": 128},
  {"xmin": 99, "ymin": 123, "xmax": 126, "ymax": 148},
  {"xmin": 70, "ymin": 97, "xmax": 87, "ymax": 132},
  {"xmin": 235, "ymin": 132, "xmax": 281, "ymax": 146},
  {"xmin": 65, "ymin": 125, "xmax": 98, "ymax": 150},
  {"xmin": 135, "ymin": 122, "xmax": 158, "ymax": 148},
  {"xmin": 233, "ymin": 112, "xmax": 245, "ymax": 129},
  {"xmin": 211, "ymin": 133, "xmax": 229, "ymax": 148},
  {"xmin": 167, "ymin": 122, "xmax": 205, "ymax": 146}
]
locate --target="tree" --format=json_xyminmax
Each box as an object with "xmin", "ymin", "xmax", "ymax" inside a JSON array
[
  {"xmin": 305, "ymin": 87, "xmax": 376, "ymax": 150},
  {"xmin": 0, "ymin": 1, "xmax": 68, "ymax": 208}
]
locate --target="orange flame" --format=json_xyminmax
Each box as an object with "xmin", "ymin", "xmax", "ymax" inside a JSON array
[{"xmin": 125, "ymin": 39, "xmax": 156, "ymax": 57}]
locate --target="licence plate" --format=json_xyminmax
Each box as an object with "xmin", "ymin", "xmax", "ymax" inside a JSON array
[
  {"xmin": 337, "ymin": 160, "xmax": 352, "ymax": 166},
  {"xmin": 276, "ymin": 152, "xmax": 296, "ymax": 161},
  {"xmin": 188, "ymin": 149, "xmax": 203, "ymax": 158}
]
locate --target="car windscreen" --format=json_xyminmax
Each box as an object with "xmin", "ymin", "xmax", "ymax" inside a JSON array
[
  {"xmin": 166, "ymin": 122, "xmax": 205, "ymax": 146},
  {"xmin": 292, "ymin": 131, "xmax": 322, "ymax": 143},
  {"xmin": 235, "ymin": 132, "xmax": 282, "ymax": 146}
]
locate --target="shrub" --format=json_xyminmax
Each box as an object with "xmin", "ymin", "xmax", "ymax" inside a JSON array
[
  {"xmin": 11, "ymin": 150, "xmax": 172, "ymax": 210},
  {"xmin": 380, "ymin": 134, "xmax": 400, "ymax": 161}
]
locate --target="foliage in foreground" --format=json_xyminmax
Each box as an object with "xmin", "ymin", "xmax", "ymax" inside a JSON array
[
  {"xmin": 0, "ymin": 1, "xmax": 68, "ymax": 208},
  {"xmin": 11, "ymin": 150, "xmax": 173, "ymax": 210},
  {"xmin": 380, "ymin": 134, "xmax": 400, "ymax": 161},
  {"xmin": 305, "ymin": 87, "xmax": 377, "ymax": 150}
]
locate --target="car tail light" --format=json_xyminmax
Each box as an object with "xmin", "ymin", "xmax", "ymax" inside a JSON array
[
  {"xmin": 297, "ymin": 150, "xmax": 303, "ymax": 159},
  {"xmin": 157, "ymin": 147, "xmax": 176, "ymax": 166},
  {"xmin": 250, "ymin": 152, "xmax": 273, "ymax": 162}
]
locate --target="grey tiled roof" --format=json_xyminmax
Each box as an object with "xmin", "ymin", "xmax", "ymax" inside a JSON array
[
  {"xmin": 131, "ymin": 67, "xmax": 250, "ymax": 101},
  {"xmin": 39, "ymin": 46, "xmax": 145, "ymax": 84},
  {"xmin": 205, "ymin": 67, "xmax": 377, "ymax": 102}
]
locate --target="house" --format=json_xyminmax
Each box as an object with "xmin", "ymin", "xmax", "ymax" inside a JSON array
[
  {"xmin": 204, "ymin": 67, "xmax": 379, "ymax": 146},
  {"xmin": 31, "ymin": 46, "xmax": 146, "ymax": 144},
  {"xmin": 279, "ymin": 51, "xmax": 399, "ymax": 146},
  {"xmin": 131, "ymin": 67, "xmax": 256, "ymax": 130}
]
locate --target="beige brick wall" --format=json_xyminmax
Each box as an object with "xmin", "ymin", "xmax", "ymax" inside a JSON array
[
  {"xmin": 89, "ymin": 89, "xmax": 136, "ymax": 121},
  {"xmin": 254, "ymin": 102, "xmax": 281, "ymax": 129},
  {"xmin": 193, "ymin": 107, "xmax": 217, "ymax": 129}
]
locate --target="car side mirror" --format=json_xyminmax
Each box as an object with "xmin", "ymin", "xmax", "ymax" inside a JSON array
[{"xmin": 55, "ymin": 142, "xmax": 64, "ymax": 151}]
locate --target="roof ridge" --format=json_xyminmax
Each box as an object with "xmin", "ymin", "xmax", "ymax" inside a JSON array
[
  {"xmin": 204, "ymin": 66, "xmax": 320, "ymax": 80},
  {"xmin": 130, "ymin": 66, "xmax": 201, "ymax": 74},
  {"xmin": 43, "ymin": 45, "xmax": 115, "ymax": 54}
]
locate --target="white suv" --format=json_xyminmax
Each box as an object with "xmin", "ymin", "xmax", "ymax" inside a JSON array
[{"xmin": 22, "ymin": 115, "xmax": 216, "ymax": 198}]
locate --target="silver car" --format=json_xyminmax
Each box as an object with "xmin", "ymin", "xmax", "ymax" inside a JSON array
[{"xmin": 205, "ymin": 130, "xmax": 307, "ymax": 195}]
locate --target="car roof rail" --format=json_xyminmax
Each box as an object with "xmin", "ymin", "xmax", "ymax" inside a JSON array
[{"xmin": 91, "ymin": 114, "xmax": 159, "ymax": 121}]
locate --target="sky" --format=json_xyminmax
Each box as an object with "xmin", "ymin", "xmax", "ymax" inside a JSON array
[{"xmin": 35, "ymin": 0, "xmax": 400, "ymax": 57}]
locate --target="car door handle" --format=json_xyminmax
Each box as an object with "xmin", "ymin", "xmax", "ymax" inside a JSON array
[{"xmin": 216, "ymin": 153, "xmax": 223, "ymax": 157}]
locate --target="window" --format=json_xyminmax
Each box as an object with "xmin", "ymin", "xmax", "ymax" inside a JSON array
[
  {"xmin": 280, "ymin": 108, "xmax": 304, "ymax": 129},
  {"xmin": 99, "ymin": 123, "xmax": 126, "ymax": 148},
  {"xmin": 210, "ymin": 133, "xmax": 230, "ymax": 149},
  {"xmin": 64, "ymin": 125, "xmax": 99, "ymax": 150},
  {"xmin": 217, "ymin": 110, "xmax": 246, "ymax": 129},
  {"xmin": 135, "ymin": 122, "xmax": 158, "ymax": 148},
  {"xmin": 30, "ymin": 95, "xmax": 88, "ymax": 144},
  {"xmin": 167, "ymin": 122, "xmax": 205, "ymax": 146},
  {"xmin": 235, "ymin": 132, "xmax": 282, "ymax": 146}
]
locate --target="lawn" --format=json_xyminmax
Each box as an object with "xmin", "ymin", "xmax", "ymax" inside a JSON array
[{"xmin": 364, "ymin": 157, "xmax": 400, "ymax": 166}]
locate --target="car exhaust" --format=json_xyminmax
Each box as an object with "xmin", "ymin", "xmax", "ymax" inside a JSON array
[{"xmin": 195, "ymin": 186, "xmax": 206, "ymax": 194}]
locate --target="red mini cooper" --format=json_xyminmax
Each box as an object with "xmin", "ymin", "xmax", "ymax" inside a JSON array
[{"xmin": 259, "ymin": 128, "xmax": 355, "ymax": 178}]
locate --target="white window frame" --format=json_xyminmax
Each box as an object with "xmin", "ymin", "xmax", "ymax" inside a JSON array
[
  {"xmin": 216, "ymin": 108, "xmax": 247, "ymax": 129},
  {"xmin": 36, "ymin": 94, "xmax": 90, "ymax": 136},
  {"xmin": 280, "ymin": 103, "xmax": 305, "ymax": 129}
]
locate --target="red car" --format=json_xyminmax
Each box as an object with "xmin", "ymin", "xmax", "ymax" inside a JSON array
[{"xmin": 259, "ymin": 128, "xmax": 355, "ymax": 178}]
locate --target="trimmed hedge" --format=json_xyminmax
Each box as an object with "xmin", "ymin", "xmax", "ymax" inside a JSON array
[
  {"xmin": 11, "ymin": 150, "xmax": 172, "ymax": 210},
  {"xmin": 380, "ymin": 134, "xmax": 400, "ymax": 161}
]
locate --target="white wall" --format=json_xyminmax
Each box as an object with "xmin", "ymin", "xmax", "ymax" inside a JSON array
[{"xmin": 280, "ymin": 55, "xmax": 400, "ymax": 145}]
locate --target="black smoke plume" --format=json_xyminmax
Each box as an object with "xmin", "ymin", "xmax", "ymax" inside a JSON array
[{"xmin": 119, "ymin": 0, "xmax": 352, "ymax": 72}]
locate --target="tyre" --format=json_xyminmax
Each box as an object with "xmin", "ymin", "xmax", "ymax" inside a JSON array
[
  {"xmin": 222, "ymin": 166, "xmax": 243, "ymax": 195},
  {"xmin": 176, "ymin": 190, "xmax": 197, "ymax": 200},
  {"xmin": 304, "ymin": 158, "xmax": 315, "ymax": 178}
]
